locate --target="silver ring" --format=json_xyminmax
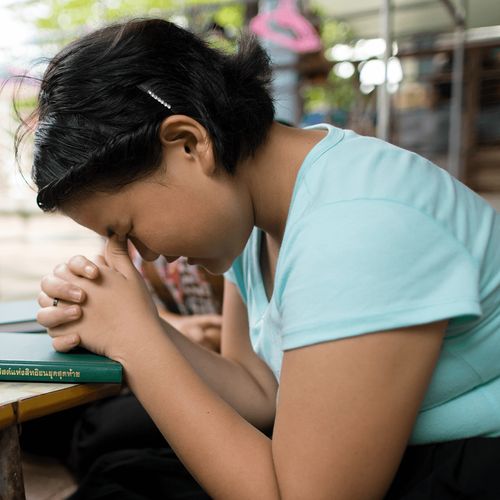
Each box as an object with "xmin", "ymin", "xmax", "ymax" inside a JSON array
[{"xmin": 53, "ymin": 297, "xmax": 60, "ymax": 307}]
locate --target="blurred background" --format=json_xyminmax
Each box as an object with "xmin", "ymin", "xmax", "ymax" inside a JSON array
[{"xmin": 1, "ymin": 0, "xmax": 500, "ymax": 301}]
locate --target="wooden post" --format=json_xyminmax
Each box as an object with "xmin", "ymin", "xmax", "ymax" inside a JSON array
[
  {"xmin": 463, "ymin": 48, "xmax": 482, "ymax": 187},
  {"xmin": 376, "ymin": 0, "xmax": 392, "ymax": 141},
  {"xmin": 0, "ymin": 425, "xmax": 25, "ymax": 500}
]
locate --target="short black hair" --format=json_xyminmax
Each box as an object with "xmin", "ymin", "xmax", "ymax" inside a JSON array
[{"xmin": 19, "ymin": 19, "xmax": 275, "ymax": 211}]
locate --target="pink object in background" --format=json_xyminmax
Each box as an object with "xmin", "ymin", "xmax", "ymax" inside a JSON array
[{"xmin": 249, "ymin": 0, "xmax": 322, "ymax": 54}]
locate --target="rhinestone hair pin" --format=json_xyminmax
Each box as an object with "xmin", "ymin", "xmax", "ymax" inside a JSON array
[{"xmin": 137, "ymin": 84, "xmax": 172, "ymax": 110}]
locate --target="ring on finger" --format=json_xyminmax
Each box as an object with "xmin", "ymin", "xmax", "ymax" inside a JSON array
[{"xmin": 53, "ymin": 297, "xmax": 60, "ymax": 307}]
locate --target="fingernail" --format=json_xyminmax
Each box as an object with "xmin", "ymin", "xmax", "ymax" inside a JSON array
[
  {"xmin": 67, "ymin": 306, "xmax": 80, "ymax": 319},
  {"xmin": 70, "ymin": 289, "xmax": 82, "ymax": 302},
  {"xmin": 85, "ymin": 265, "xmax": 96, "ymax": 277},
  {"xmin": 69, "ymin": 335, "xmax": 80, "ymax": 346}
]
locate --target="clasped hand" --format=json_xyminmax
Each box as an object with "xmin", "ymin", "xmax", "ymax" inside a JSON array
[{"xmin": 37, "ymin": 237, "xmax": 161, "ymax": 360}]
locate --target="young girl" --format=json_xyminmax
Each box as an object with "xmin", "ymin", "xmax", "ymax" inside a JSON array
[{"xmin": 29, "ymin": 19, "xmax": 500, "ymax": 499}]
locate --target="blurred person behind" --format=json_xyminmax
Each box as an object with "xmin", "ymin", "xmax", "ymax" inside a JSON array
[{"xmin": 132, "ymin": 248, "xmax": 223, "ymax": 352}]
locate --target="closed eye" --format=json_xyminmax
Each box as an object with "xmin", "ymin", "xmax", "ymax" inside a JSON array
[{"xmin": 105, "ymin": 224, "xmax": 133, "ymax": 243}]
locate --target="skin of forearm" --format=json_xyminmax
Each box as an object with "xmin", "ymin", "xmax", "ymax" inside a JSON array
[
  {"xmin": 120, "ymin": 326, "xmax": 281, "ymax": 500},
  {"xmin": 158, "ymin": 317, "xmax": 277, "ymax": 431}
]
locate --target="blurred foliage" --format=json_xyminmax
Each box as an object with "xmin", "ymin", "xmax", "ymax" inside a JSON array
[
  {"xmin": 302, "ymin": 72, "xmax": 357, "ymax": 113},
  {"xmin": 10, "ymin": 0, "xmax": 361, "ymax": 115},
  {"xmin": 203, "ymin": 4, "xmax": 245, "ymax": 53},
  {"xmin": 7, "ymin": 0, "xmax": 244, "ymax": 157},
  {"xmin": 302, "ymin": 5, "xmax": 357, "ymax": 113},
  {"xmin": 320, "ymin": 19, "xmax": 354, "ymax": 49},
  {"xmin": 213, "ymin": 3, "xmax": 244, "ymax": 29},
  {"xmin": 12, "ymin": 95, "xmax": 37, "ymax": 114},
  {"xmin": 11, "ymin": 0, "xmax": 242, "ymax": 46}
]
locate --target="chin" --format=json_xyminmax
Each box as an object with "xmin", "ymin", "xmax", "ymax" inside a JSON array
[{"xmin": 196, "ymin": 257, "xmax": 233, "ymax": 275}]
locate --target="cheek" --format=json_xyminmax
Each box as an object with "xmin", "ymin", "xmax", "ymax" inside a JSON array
[
  {"xmin": 137, "ymin": 186, "xmax": 253, "ymax": 259},
  {"xmin": 183, "ymin": 204, "xmax": 251, "ymax": 259},
  {"xmin": 197, "ymin": 199, "xmax": 253, "ymax": 260}
]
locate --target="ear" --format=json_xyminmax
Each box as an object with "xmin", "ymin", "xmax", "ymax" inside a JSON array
[{"xmin": 158, "ymin": 115, "xmax": 216, "ymax": 176}]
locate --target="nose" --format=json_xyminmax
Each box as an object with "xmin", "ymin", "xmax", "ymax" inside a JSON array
[{"xmin": 130, "ymin": 237, "xmax": 159, "ymax": 262}]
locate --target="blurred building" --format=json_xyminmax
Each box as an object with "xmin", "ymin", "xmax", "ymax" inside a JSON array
[{"xmin": 305, "ymin": 0, "xmax": 500, "ymax": 191}]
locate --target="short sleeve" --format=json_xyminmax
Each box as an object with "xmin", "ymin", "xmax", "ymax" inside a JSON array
[
  {"xmin": 277, "ymin": 200, "xmax": 481, "ymax": 351},
  {"xmin": 224, "ymin": 254, "xmax": 247, "ymax": 304},
  {"xmin": 224, "ymin": 267, "xmax": 237, "ymax": 285}
]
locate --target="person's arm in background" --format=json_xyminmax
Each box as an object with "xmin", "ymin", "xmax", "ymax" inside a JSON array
[
  {"xmin": 159, "ymin": 309, "xmax": 222, "ymax": 351},
  {"xmin": 141, "ymin": 258, "xmax": 223, "ymax": 352}
]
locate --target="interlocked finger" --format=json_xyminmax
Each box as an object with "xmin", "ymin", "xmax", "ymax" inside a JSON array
[
  {"xmin": 36, "ymin": 303, "xmax": 82, "ymax": 329},
  {"xmin": 52, "ymin": 334, "xmax": 81, "ymax": 352},
  {"xmin": 67, "ymin": 255, "xmax": 100, "ymax": 279},
  {"xmin": 38, "ymin": 291, "xmax": 54, "ymax": 308},
  {"xmin": 40, "ymin": 273, "xmax": 85, "ymax": 304},
  {"xmin": 48, "ymin": 323, "xmax": 81, "ymax": 352}
]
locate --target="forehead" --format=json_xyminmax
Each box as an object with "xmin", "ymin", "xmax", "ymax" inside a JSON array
[
  {"xmin": 62, "ymin": 189, "xmax": 132, "ymax": 236},
  {"xmin": 61, "ymin": 177, "xmax": 171, "ymax": 235}
]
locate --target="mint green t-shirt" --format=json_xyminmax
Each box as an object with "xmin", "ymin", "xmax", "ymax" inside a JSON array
[{"xmin": 226, "ymin": 124, "xmax": 500, "ymax": 444}]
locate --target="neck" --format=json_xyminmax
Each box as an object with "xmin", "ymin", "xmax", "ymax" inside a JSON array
[{"xmin": 238, "ymin": 122, "xmax": 327, "ymax": 244}]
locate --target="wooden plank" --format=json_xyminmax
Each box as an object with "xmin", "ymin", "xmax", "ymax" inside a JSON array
[
  {"xmin": 0, "ymin": 405, "xmax": 15, "ymax": 432},
  {"xmin": 16, "ymin": 383, "xmax": 121, "ymax": 423},
  {"xmin": 0, "ymin": 382, "xmax": 78, "ymax": 408},
  {"xmin": 471, "ymin": 147, "xmax": 500, "ymax": 163},
  {"xmin": 0, "ymin": 382, "xmax": 120, "ymax": 500}
]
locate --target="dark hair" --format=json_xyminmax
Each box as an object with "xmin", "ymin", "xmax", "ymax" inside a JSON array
[{"xmin": 19, "ymin": 19, "xmax": 275, "ymax": 211}]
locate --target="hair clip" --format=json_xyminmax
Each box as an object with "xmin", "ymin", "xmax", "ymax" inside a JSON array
[{"xmin": 137, "ymin": 84, "xmax": 172, "ymax": 110}]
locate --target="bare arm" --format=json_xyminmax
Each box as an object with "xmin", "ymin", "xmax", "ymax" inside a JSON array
[
  {"xmin": 37, "ymin": 259, "xmax": 277, "ymax": 431},
  {"xmin": 122, "ymin": 313, "xmax": 447, "ymax": 499},
  {"xmin": 156, "ymin": 281, "xmax": 278, "ymax": 430},
  {"xmin": 39, "ymin": 249, "xmax": 447, "ymax": 498}
]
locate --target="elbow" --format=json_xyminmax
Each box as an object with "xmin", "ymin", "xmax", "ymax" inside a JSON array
[
  {"xmin": 275, "ymin": 476, "xmax": 386, "ymax": 500},
  {"xmin": 244, "ymin": 394, "xmax": 276, "ymax": 432}
]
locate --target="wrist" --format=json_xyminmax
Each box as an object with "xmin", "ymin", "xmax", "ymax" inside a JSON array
[{"xmin": 112, "ymin": 318, "xmax": 167, "ymax": 371}]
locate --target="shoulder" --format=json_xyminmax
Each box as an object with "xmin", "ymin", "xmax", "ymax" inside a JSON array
[
  {"xmin": 289, "ymin": 128, "xmax": 494, "ymax": 255},
  {"xmin": 274, "ymin": 198, "xmax": 481, "ymax": 349},
  {"xmin": 300, "ymin": 130, "xmax": 444, "ymax": 210}
]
